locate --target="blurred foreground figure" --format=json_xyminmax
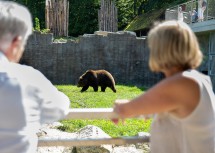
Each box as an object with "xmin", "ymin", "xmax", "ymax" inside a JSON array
[
  {"xmin": 113, "ymin": 20, "xmax": 215, "ymax": 153},
  {"xmin": 0, "ymin": 1, "xmax": 70, "ymax": 153}
]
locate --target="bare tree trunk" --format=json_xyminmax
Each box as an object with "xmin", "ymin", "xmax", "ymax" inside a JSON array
[
  {"xmin": 98, "ymin": 0, "xmax": 118, "ymax": 32},
  {"xmin": 45, "ymin": 0, "xmax": 69, "ymax": 37}
]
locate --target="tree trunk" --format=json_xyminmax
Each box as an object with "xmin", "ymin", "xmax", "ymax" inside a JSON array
[
  {"xmin": 45, "ymin": 0, "xmax": 69, "ymax": 37},
  {"xmin": 98, "ymin": 0, "xmax": 118, "ymax": 32}
]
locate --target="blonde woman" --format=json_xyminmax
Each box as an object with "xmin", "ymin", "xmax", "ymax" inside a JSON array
[{"xmin": 112, "ymin": 21, "xmax": 215, "ymax": 153}]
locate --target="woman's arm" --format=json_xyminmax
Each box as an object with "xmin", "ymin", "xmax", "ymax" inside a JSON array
[{"xmin": 113, "ymin": 73, "xmax": 200, "ymax": 119}]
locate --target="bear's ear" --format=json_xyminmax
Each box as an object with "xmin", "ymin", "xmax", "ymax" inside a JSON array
[{"xmin": 87, "ymin": 70, "xmax": 93, "ymax": 73}]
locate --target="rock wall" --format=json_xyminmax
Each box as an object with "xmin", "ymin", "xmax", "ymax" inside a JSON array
[
  {"xmin": 197, "ymin": 32, "xmax": 215, "ymax": 90},
  {"xmin": 22, "ymin": 31, "xmax": 163, "ymax": 87}
]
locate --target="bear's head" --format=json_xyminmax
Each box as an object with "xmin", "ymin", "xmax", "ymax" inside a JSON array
[
  {"xmin": 77, "ymin": 75, "xmax": 87, "ymax": 87},
  {"xmin": 77, "ymin": 70, "xmax": 97, "ymax": 87}
]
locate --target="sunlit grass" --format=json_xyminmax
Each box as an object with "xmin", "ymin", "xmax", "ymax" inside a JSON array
[{"xmin": 56, "ymin": 85, "xmax": 152, "ymax": 137}]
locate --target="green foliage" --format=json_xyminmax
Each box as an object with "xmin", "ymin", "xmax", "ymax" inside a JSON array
[
  {"xmin": 115, "ymin": 0, "xmax": 136, "ymax": 30},
  {"xmin": 56, "ymin": 85, "xmax": 144, "ymax": 108},
  {"xmin": 60, "ymin": 119, "xmax": 152, "ymax": 137},
  {"xmin": 11, "ymin": 0, "xmax": 45, "ymax": 28},
  {"xmin": 125, "ymin": 8, "xmax": 165, "ymax": 31},
  {"xmin": 116, "ymin": 0, "xmax": 149, "ymax": 30},
  {"xmin": 33, "ymin": 18, "xmax": 51, "ymax": 34},
  {"xmin": 34, "ymin": 17, "xmax": 40, "ymax": 31},
  {"xmin": 137, "ymin": 0, "xmax": 187, "ymax": 13},
  {"xmin": 56, "ymin": 85, "xmax": 152, "ymax": 137},
  {"xmin": 116, "ymin": 0, "xmax": 187, "ymax": 30},
  {"xmin": 69, "ymin": 0, "xmax": 100, "ymax": 36},
  {"xmin": 10, "ymin": 0, "xmax": 188, "ymax": 36},
  {"xmin": 40, "ymin": 29, "xmax": 50, "ymax": 34},
  {"xmin": 207, "ymin": 0, "xmax": 215, "ymax": 18},
  {"xmin": 53, "ymin": 36, "xmax": 80, "ymax": 43}
]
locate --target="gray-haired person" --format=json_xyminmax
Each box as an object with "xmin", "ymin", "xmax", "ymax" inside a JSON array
[{"xmin": 0, "ymin": 1, "xmax": 70, "ymax": 153}]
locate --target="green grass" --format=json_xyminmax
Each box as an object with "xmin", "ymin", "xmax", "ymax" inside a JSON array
[{"xmin": 56, "ymin": 85, "xmax": 152, "ymax": 137}]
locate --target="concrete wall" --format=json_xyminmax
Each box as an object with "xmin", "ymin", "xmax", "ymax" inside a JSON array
[
  {"xmin": 196, "ymin": 31, "xmax": 215, "ymax": 90},
  {"xmin": 21, "ymin": 30, "xmax": 215, "ymax": 89},
  {"xmin": 21, "ymin": 31, "xmax": 163, "ymax": 87}
]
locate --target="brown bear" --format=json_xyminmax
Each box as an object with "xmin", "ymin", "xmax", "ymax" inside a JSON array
[{"xmin": 77, "ymin": 70, "xmax": 116, "ymax": 93}]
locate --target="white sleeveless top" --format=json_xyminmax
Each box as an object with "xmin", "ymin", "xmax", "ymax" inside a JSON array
[{"xmin": 150, "ymin": 70, "xmax": 215, "ymax": 153}]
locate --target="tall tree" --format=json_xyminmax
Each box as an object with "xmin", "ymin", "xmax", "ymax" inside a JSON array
[
  {"xmin": 9, "ymin": 0, "xmax": 189, "ymax": 36},
  {"xmin": 11, "ymin": 0, "xmax": 45, "ymax": 29},
  {"xmin": 69, "ymin": 0, "xmax": 100, "ymax": 36}
]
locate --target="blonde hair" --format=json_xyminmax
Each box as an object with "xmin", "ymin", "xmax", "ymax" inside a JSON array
[{"xmin": 147, "ymin": 20, "xmax": 203, "ymax": 72}]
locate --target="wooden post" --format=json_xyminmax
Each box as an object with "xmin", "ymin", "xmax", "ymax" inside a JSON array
[
  {"xmin": 45, "ymin": 0, "xmax": 69, "ymax": 37},
  {"xmin": 98, "ymin": 0, "xmax": 118, "ymax": 32}
]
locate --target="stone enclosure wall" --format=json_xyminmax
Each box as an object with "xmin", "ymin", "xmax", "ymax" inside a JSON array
[
  {"xmin": 21, "ymin": 30, "xmax": 215, "ymax": 89},
  {"xmin": 196, "ymin": 32, "xmax": 215, "ymax": 90},
  {"xmin": 22, "ymin": 31, "xmax": 163, "ymax": 87}
]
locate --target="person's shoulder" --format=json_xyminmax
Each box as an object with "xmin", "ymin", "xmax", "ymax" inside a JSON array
[
  {"xmin": 166, "ymin": 71, "xmax": 201, "ymax": 104},
  {"xmin": 7, "ymin": 62, "xmax": 45, "ymax": 79},
  {"xmin": 152, "ymin": 72, "xmax": 200, "ymax": 111},
  {"xmin": 160, "ymin": 70, "xmax": 200, "ymax": 94},
  {"xmin": 172, "ymin": 70, "xmax": 207, "ymax": 96},
  {"xmin": 182, "ymin": 69, "xmax": 209, "ymax": 83},
  {"xmin": 13, "ymin": 63, "xmax": 40, "ymax": 73}
]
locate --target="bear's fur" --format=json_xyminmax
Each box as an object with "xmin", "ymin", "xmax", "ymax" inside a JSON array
[{"xmin": 77, "ymin": 70, "xmax": 116, "ymax": 93}]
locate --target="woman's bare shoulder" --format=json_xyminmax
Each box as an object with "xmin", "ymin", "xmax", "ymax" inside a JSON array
[{"xmin": 161, "ymin": 73, "xmax": 201, "ymax": 118}]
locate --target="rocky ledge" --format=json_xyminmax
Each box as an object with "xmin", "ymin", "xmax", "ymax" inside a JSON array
[{"xmin": 36, "ymin": 122, "xmax": 150, "ymax": 153}]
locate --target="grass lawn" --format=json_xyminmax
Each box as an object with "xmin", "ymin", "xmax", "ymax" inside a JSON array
[{"xmin": 56, "ymin": 85, "xmax": 152, "ymax": 137}]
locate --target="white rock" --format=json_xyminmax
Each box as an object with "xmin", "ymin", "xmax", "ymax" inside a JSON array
[
  {"xmin": 112, "ymin": 146, "xmax": 142, "ymax": 153},
  {"xmin": 73, "ymin": 125, "xmax": 113, "ymax": 153},
  {"xmin": 36, "ymin": 122, "xmax": 77, "ymax": 153}
]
